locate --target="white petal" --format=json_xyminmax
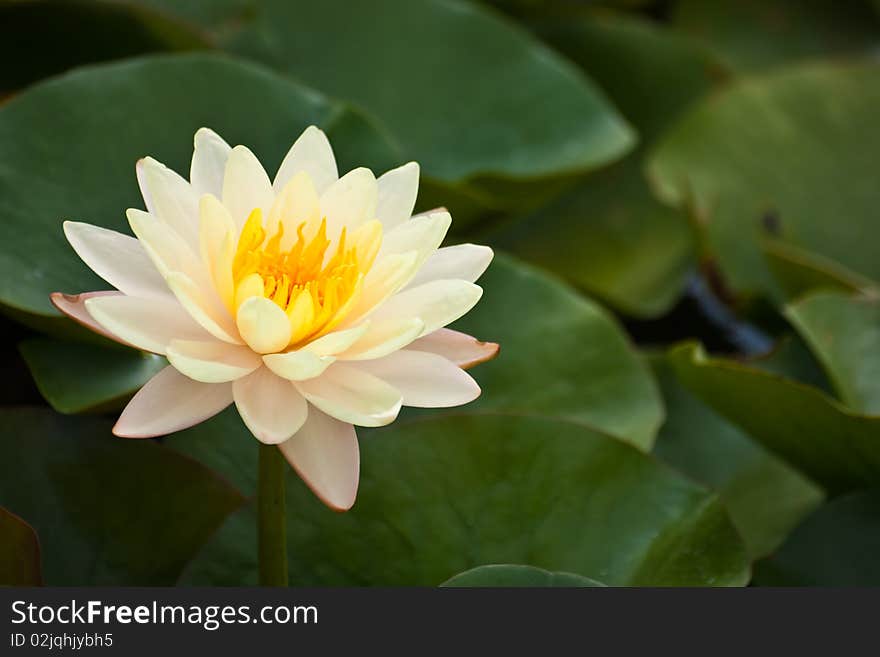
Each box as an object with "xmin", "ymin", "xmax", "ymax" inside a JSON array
[
  {"xmin": 370, "ymin": 280, "xmax": 483, "ymax": 336},
  {"xmin": 378, "ymin": 210, "xmax": 451, "ymax": 267},
  {"xmin": 263, "ymin": 350, "xmax": 336, "ymax": 381},
  {"xmin": 50, "ymin": 291, "xmax": 132, "ymax": 346},
  {"xmin": 340, "ymin": 317, "xmax": 424, "ymax": 361},
  {"xmin": 114, "ymin": 366, "xmax": 232, "ymax": 438},
  {"xmin": 167, "ymin": 339, "xmax": 261, "ymax": 383},
  {"xmin": 355, "ymin": 349, "xmax": 481, "ymax": 408},
  {"xmin": 303, "ymin": 322, "xmax": 371, "ymax": 356},
  {"xmin": 278, "ymin": 407, "xmax": 358, "ymax": 511},
  {"xmin": 233, "ymin": 367, "xmax": 308, "ymax": 444},
  {"xmin": 127, "ymin": 208, "xmax": 203, "ymax": 281},
  {"xmin": 406, "ymin": 244, "xmax": 493, "ymax": 290},
  {"xmin": 273, "ymin": 125, "xmax": 338, "ymax": 195},
  {"xmin": 63, "ymin": 222, "xmax": 171, "ymax": 301},
  {"xmin": 295, "ymin": 363, "xmax": 401, "ymax": 427},
  {"xmin": 190, "ymin": 127, "xmax": 231, "ymax": 197},
  {"xmin": 84, "ymin": 294, "xmax": 210, "ymax": 355},
  {"xmin": 136, "ymin": 157, "xmax": 200, "ymax": 250},
  {"xmin": 166, "ymin": 272, "xmax": 242, "ymax": 345},
  {"xmin": 409, "ymin": 328, "xmax": 499, "ymax": 369},
  {"xmin": 222, "ymin": 145, "xmax": 274, "ymax": 228},
  {"xmin": 236, "ymin": 296, "xmax": 291, "ymax": 354},
  {"xmin": 320, "ymin": 167, "xmax": 377, "ymax": 237},
  {"xmin": 376, "ymin": 162, "xmax": 419, "ymax": 231}
]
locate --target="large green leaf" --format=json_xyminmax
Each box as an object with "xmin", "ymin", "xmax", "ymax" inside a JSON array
[
  {"xmin": 785, "ymin": 291, "xmax": 880, "ymax": 414},
  {"xmin": 0, "ymin": 506, "xmax": 42, "ymax": 586},
  {"xmin": 670, "ymin": 342, "xmax": 880, "ymax": 493},
  {"xmin": 648, "ymin": 63, "xmax": 880, "ymax": 302},
  {"xmin": 0, "ymin": 53, "xmax": 397, "ymax": 322},
  {"xmin": 0, "ymin": 407, "xmax": 244, "ymax": 585},
  {"xmin": 755, "ymin": 490, "xmax": 880, "ymax": 585},
  {"xmin": 19, "ymin": 337, "xmax": 165, "ymax": 414},
  {"xmin": 180, "ymin": 414, "xmax": 750, "ymax": 586},
  {"xmin": 442, "ymin": 564, "xmax": 605, "ymax": 587},
  {"xmin": 650, "ymin": 354, "xmax": 823, "ymax": 558},
  {"xmin": 672, "ymin": 0, "xmax": 880, "ymax": 73},
  {"xmin": 491, "ymin": 14, "xmax": 719, "ymax": 317},
  {"xmin": 450, "ymin": 254, "xmax": 663, "ymax": 449}
]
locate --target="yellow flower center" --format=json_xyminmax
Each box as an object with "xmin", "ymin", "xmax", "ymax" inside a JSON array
[{"xmin": 231, "ymin": 209, "xmax": 382, "ymax": 344}]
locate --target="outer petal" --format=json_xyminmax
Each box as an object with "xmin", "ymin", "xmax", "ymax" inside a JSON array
[
  {"xmin": 50, "ymin": 291, "xmax": 132, "ymax": 346},
  {"xmin": 136, "ymin": 157, "xmax": 200, "ymax": 250},
  {"xmin": 167, "ymin": 339, "xmax": 261, "ymax": 383},
  {"xmin": 63, "ymin": 222, "xmax": 171, "ymax": 300},
  {"xmin": 236, "ymin": 296, "xmax": 292, "ymax": 354},
  {"xmin": 409, "ymin": 328, "xmax": 500, "ymax": 370},
  {"xmin": 355, "ymin": 349, "xmax": 480, "ymax": 408},
  {"xmin": 369, "ymin": 279, "xmax": 483, "ymax": 336},
  {"xmin": 233, "ymin": 367, "xmax": 308, "ymax": 444},
  {"xmin": 320, "ymin": 167, "xmax": 377, "ymax": 238},
  {"xmin": 84, "ymin": 294, "xmax": 210, "ymax": 355},
  {"xmin": 222, "ymin": 145, "xmax": 274, "ymax": 228},
  {"xmin": 376, "ymin": 162, "xmax": 419, "ymax": 231},
  {"xmin": 114, "ymin": 366, "xmax": 232, "ymax": 438},
  {"xmin": 190, "ymin": 127, "xmax": 231, "ymax": 197},
  {"xmin": 273, "ymin": 125, "xmax": 338, "ymax": 195},
  {"xmin": 405, "ymin": 244, "xmax": 494, "ymax": 290},
  {"xmin": 294, "ymin": 363, "xmax": 402, "ymax": 427},
  {"xmin": 378, "ymin": 210, "xmax": 451, "ymax": 267},
  {"xmin": 278, "ymin": 407, "xmax": 359, "ymax": 511}
]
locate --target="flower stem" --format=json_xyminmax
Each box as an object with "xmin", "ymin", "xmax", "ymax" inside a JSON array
[{"xmin": 258, "ymin": 443, "xmax": 288, "ymax": 586}]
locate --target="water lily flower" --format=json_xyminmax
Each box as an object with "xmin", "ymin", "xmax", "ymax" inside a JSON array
[{"xmin": 53, "ymin": 126, "xmax": 498, "ymax": 511}]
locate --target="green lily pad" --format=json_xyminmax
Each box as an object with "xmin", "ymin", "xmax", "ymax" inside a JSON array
[
  {"xmin": 20, "ymin": 337, "xmax": 166, "ymax": 414},
  {"xmin": 180, "ymin": 414, "xmax": 750, "ymax": 586},
  {"xmin": 0, "ymin": 406, "xmax": 244, "ymax": 585},
  {"xmin": 650, "ymin": 354, "xmax": 823, "ymax": 558},
  {"xmin": 450, "ymin": 254, "xmax": 663, "ymax": 449},
  {"xmin": 0, "ymin": 52, "xmax": 397, "ymax": 323},
  {"xmin": 442, "ymin": 564, "xmax": 605, "ymax": 587},
  {"xmin": 755, "ymin": 490, "xmax": 880, "ymax": 585},
  {"xmin": 672, "ymin": 0, "xmax": 880, "ymax": 73},
  {"xmin": 491, "ymin": 14, "xmax": 720, "ymax": 317},
  {"xmin": 648, "ymin": 62, "xmax": 880, "ymax": 302},
  {"xmin": 785, "ymin": 291, "xmax": 880, "ymax": 414},
  {"xmin": 670, "ymin": 342, "xmax": 880, "ymax": 494},
  {"xmin": 0, "ymin": 506, "xmax": 42, "ymax": 586}
]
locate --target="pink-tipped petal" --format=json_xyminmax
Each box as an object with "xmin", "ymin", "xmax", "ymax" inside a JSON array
[
  {"xmin": 50, "ymin": 291, "xmax": 132, "ymax": 346},
  {"xmin": 409, "ymin": 328, "xmax": 499, "ymax": 370},
  {"xmin": 355, "ymin": 350, "xmax": 481, "ymax": 408},
  {"xmin": 278, "ymin": 407, "xmax": 359, "ymax": 511},
  {"xmin": 233, "ymin": 367, "xmax": 308, "ymax": 445},
  {"xmin": 114, "ymin": 366, "xmax": 232, "ymax": 438}
]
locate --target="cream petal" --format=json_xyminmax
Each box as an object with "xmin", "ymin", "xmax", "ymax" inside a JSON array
[
  {"xmin": 267, "ymin": 171, "xmax": 321, "ymax": 250},
  {"xmin": 405, "ymin": 244, "xmax": 494, "ymax": 290},
  {"xmin": 339, "ymin": 317, "xmax": 424, "ymax": 361},
  {"xmin": 50, "ymin": 291, "xmax": 133, "ymax": 346},
  {"xmin": 409, "ymin": 328, "xmax": 500, "ymax": 370},
  {"xmin": 355, "ymin": 349, "xmax": 481, "ymax": 408},
  {"xmin": 262, "ymin": 350, "xmax": 336, "ymax": 381},
  {"xmin": 199, "ymin": 195, "xmax": 236, "ymax": 310},
  {"xmin": 167, "ymin": 339, "xmax": 261, "ymax": 383},
  {"xmin": 273, "ymin": 125, "xmax": 338, "ymax": 195},
  {"xmin": 378, "ymin": 210, "xmax": 451, "ymax": 267},
  {"xmin": 136, "ymin": 157, "xmax": 200, "ymax": 250},
  {"xmin": 127, "ymin": 208, "xmax": 203, "ymax": 281},
  {"xmin": 278, "ymin": 407, "xmax": 359, "ymax": 511},
  {"xmin": 190, "ymin": 127, "xmax": 231, "ymax": 198},
  {"xmin": 84, "ymin": 294, "xmax": 210, "ymax": 355},
  {"xmin": 63, "ymin": 222, "xmax": 172, "ymax": 301},
  {"xmin": 236, "ymin": 296, "xmax": 292, "ymax": 354},
  {"xmin": 166, "ymin": 272, "xmax": 242, "ymax": 345},
  {"xmin": 376, "ymin": 162, "xmax": 419, "ymax": 231},
  {"xmin": 370, "ymin": 279, "xmax": 483, "ymax": 336},
  {"xmin": 233, "ymin": 367, "xmax": 308, "ymax": 444},
  {"xmin": 114, "ymin": 366, "xmax": 232, "ymax": 438},
  {"xmin": 303, "ymin": 322, "xmax": 371, "ymax": 356},
  {"xmin": 320, "ymin": 167, "xmax": 377, "ymax": 237},
  {"xmin": 294, "ymin": 363, "xmax": 402, "ymax": 427},
  {"xmin": 222, "ymin": 145, "xmax": 274, "ymax": 228},
  {"xmin": 342, "ymin": 251, "xmax": 420, "ymax": 326}
]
